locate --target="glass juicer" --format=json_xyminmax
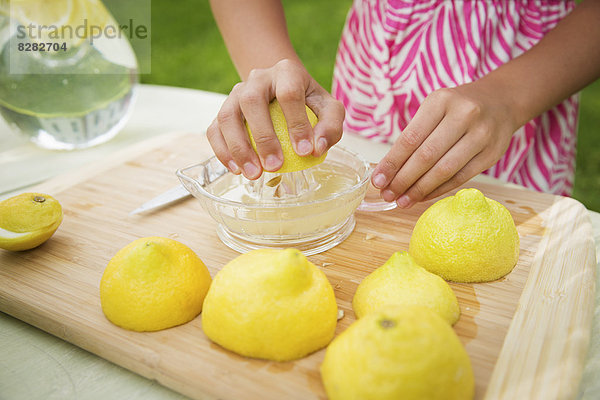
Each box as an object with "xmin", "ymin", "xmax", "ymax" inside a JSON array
[{"xmin": 177, "ymin": 146, "xmax": 395, "ymax": 255}]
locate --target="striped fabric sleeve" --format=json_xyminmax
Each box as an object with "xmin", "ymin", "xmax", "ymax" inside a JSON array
[{"xmin": 332, "ymin": 0, "xmax": 578, "ymax": 196}]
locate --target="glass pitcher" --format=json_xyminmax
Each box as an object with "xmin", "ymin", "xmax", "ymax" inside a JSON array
[{"xmin": 0, "ymin": 0, "xmax": 138, "ymax": 150}]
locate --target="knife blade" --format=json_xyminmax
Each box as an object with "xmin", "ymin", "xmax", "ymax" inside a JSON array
[{"xmin": 129, "ymin": 184, "xmax": 191, "ymax": 215}]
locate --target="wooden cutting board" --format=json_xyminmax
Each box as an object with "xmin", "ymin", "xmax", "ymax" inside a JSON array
[{"xmin": 0, "ymin": 132, "xmax": 595, "ymax": 400}]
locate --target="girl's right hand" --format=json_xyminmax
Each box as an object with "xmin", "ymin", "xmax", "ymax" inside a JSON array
[{"xmin": 206, "ymin": 58, "xmax": 345, "ymax": 179}]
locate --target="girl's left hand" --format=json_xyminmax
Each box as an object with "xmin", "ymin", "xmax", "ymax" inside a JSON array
[{"xmin": 371, "ymin": 82, "xmax": 518, "ymax": 208}]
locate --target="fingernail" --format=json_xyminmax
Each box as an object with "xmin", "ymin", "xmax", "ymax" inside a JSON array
[
  {"xmin": 372, "ymin": 173, "xmax": 387, "ymax": 189},
  {"xmin": 382, "ymin": 190, "xmax": 396, "ymax": 202},
  {"xmin": 297, "ymin": 139, "xmax": 313, "ymax": 156},
  {"xmin": 396, "ymin": 195, "xmax": 411, "ymax": 208},
  {"xmin": 243, "ymin": 162, "xmax": 260, "ymax": 179},
  {"xmin": 228, "ymin": 160, "xmax": 240, "ymax": 174},
  {"xmin": 316, "ymin": 138, "xmax": 328, "ymax": 155},
  {"xmin": 264, "ymin": 154, "xmax": 282, "ymax": 171}
]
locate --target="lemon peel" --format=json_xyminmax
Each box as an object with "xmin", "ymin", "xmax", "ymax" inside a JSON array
[
  {"xmin": 201, "ymin": 248, "xmax": 337, "ymax": 361},
  {"xmin": 100, "ymin": 237, "xmax": 212, "ymax": 332},
  {"xmin": 246, "ymin": 99, "xmax": 325, "ymax": 173},
  {"xmin": 353, "ymin": 251, "xmax": 460, "ymax": 324},
  {"xmin": 321, "ymin": 305, "xmax": 474, "ymax": 400},
  {"xmin": 409, "ymin": 188, "xmax": 520, "ymax": 282},
  {"xmin": 0, "ymin": 193, "xmax": 63, "ymax": 251}
]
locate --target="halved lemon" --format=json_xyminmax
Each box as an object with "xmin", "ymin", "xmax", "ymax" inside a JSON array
[{"xmin": 0, "ymin": 192, "xmax": 63, "ymax": 251}]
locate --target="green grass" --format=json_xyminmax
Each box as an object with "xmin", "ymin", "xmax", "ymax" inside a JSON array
[
  {"xmin": 142, "ymin": 0, "xmax": 599, "ymax": 212},
  {"xmin": 573, "ymin": 79, "xmax": 600, "ymax": 212},
  {"xmin": 143, "ymin": 0, "xmax": 351, "ymax": 91}
]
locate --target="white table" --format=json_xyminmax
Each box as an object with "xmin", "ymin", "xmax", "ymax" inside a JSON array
[{"xmin": 1, "ymin": 84, "xmax": 598, "ymax": 399}]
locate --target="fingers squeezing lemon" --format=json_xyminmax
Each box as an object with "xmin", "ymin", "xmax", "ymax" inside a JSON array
[
  {"xmin": 0, "ymin": 193, "xmax": 63, "ymax": 251},
  {"xmin": 246, "ymin": 99, "xmax": 325, "ymax": 173}
]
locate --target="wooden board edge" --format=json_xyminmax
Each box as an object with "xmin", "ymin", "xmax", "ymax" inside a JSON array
[
  {"xmin": 485, "ymin": 196, "xmax": 597, "ymax": 399},
  {"xmin": 31, "ymin": 131, "xmax": 195, "ymax": 195}
]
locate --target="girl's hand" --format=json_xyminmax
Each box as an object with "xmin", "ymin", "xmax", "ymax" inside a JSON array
[
  {"xmin": 207, "ymin": 59, "xmax": 345, "ymax": 179},
  {"xmin": 371, "ymin": 82, "xmax": 518, "ymax": 208}
]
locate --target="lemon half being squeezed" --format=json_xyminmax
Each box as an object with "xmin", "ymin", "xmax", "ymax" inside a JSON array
[{"xmin": 246, "ymin": 99, "xmax": 325, "ymax": 173}]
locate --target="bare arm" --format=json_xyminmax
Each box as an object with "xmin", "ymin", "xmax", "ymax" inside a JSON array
[
  {"xmin": 209, "ymin": 0, "xmax": 299, "ymax": 79},
  {"xmin": 373, "ymin": 0, "xmax": 600, "ymax": 207},
  {"xmin": 207, "ymin": 0, "xmax": 344, "ymax": 179},
  {"xmin": 481, "ymin": 0, "xmax": 600, "ymax": 129}
]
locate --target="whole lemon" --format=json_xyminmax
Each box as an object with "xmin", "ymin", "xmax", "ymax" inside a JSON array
[
  {"xmin": 409, "ymin": 188, "xmax": 519, "ymax": 282},
  {"xmin": 353, "ymin": 251, "xmax": 460, "ymax": 324},
  {"xmin": 246, "ymin": 99, "xmax": 325, "ymax": 173},
  {"xmin": 100, "ymin": 237, "xmax": 211, "ymax": 332},
  {"xmin": 201, "ymin": 248, "xmax": 337, "ymax": 361},
  {"xmin": 321, "ymin": 306, "xmax": 474, "ymax": 400},
  {"xmin": 0, "ymin": 193, "xmax": 63, "ymax": 251}
]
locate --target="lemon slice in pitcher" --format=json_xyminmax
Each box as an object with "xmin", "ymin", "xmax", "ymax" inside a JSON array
[
  {"xmin": 12, "ymin": 0, "xmax": 76, "ymax": 28},
  {"xmin": 9, "ymin": 0, "xmax": 112, "ymax": 46}
]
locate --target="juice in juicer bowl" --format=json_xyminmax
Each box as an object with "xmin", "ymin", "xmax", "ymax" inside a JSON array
[{"xmin": 176, "ymin": 146, "xmax": 389, "ymax": 255}]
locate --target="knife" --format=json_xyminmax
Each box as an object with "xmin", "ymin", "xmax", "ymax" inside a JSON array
[{"xmin": 129, "ymin": 184, "xmax": 191, "ymax": 215}]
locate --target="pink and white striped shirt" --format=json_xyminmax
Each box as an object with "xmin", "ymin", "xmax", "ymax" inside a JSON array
[{"xmin": 332, "ymin": 0, "xmax": 579, "ymax": 196}]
